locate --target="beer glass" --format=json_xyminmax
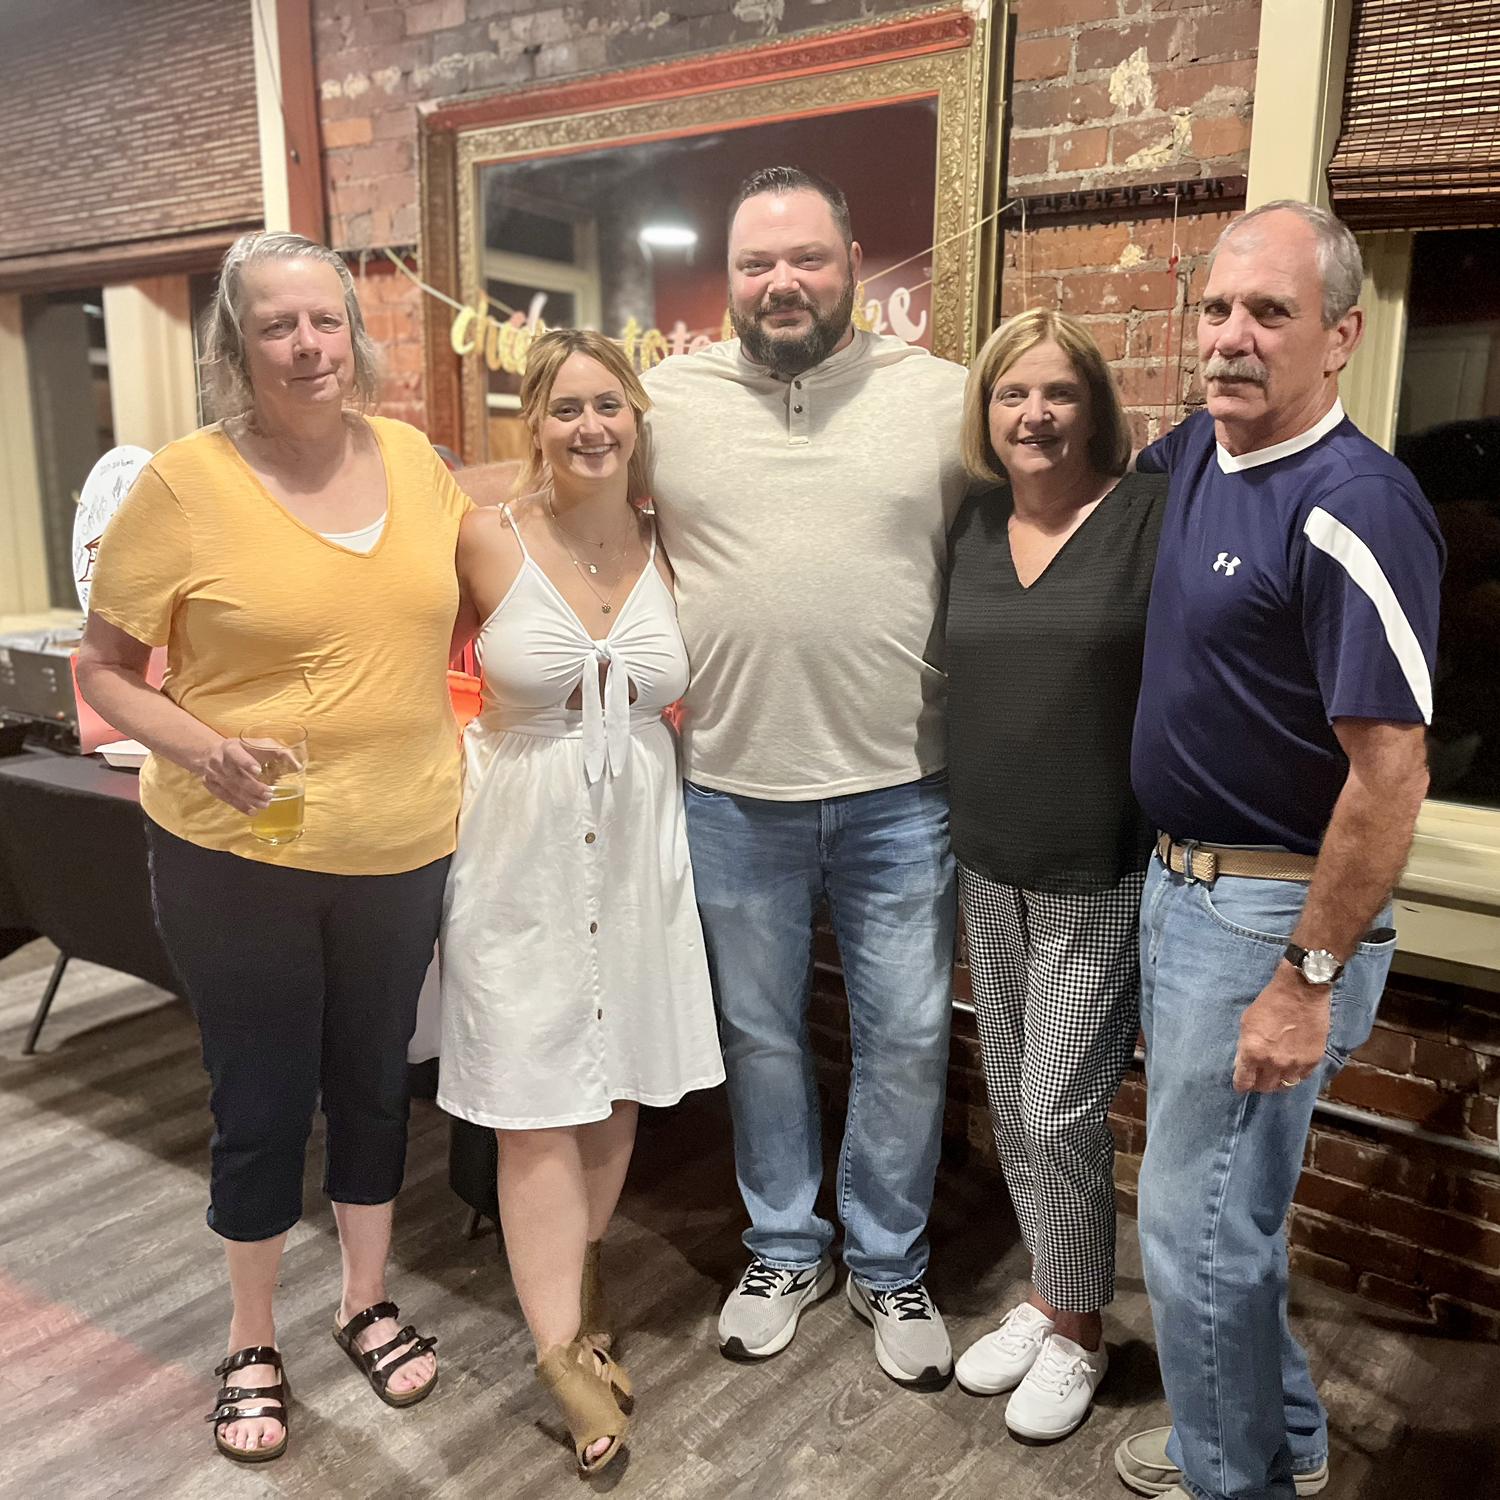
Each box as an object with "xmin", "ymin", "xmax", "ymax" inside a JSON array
[{"xmin": 240, "ymin": 721, "xmax": 309, "ymax": 845}]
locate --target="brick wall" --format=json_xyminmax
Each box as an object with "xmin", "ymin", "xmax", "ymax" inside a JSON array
[
  {"xmin": 1000, "ymin": 0, "xmax": 1259, "ymax": 447},
  {"xmin": 310, "ymin": 0, "xmax": 1500, "ymax": 1327}
]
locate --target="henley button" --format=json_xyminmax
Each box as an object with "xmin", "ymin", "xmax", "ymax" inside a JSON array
[
  {"xmin": 584, "ymin": 831, "xmax": 596, "ymax": 844},
  {"xmin": 589, "ymin": 921, "xmax": 598, "ymax": 934},
  {"xmin": 596, "ymin": 1009, "xmax": 603, "ymax": 1020},
  {"xmin": 793, "ymin": 404, "xmax": 803, "ymax": 414}
]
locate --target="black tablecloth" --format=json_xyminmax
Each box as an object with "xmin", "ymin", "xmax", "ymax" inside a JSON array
[{"xmin": 0, "ymin": 750, "xmax": 176, "ymax": 989}]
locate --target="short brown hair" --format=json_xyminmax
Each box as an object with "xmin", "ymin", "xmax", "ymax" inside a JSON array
[
  {"xmin": 514, "ymin": 329, "xmax": 652, "ymax": 502},
  {"xmin": 961, "ymin": 309, "xmax": 1131, "ymax": 483}
]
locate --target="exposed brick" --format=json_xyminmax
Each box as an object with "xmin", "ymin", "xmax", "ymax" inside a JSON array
[
  {"xmin": 1311, "ymin": 1130, "xmax": 1437, "ymax": 1198},
  {"xmin": 1412, "ymin": 1038, "xmax": 1488, "ymax": 1090},
  {"xmin": 1469, "ymin": 1094, "xmax": 1499, "ymax": 1141},
  {"xmin": 1154, "ymin": 58, "xmax": 1257, "ymax": 111},
  {"xmin": 1025, "ymin": 222, "xmax": 1133, "ymax": 271},
  {"xmin": 1056, "ymin": 126, "xmax": 1110, "ymax": 170},
  {"xmin": 1356, "ymin": 1272, "xmax": 1433, "ymax": 1320},
  {"xmin": 1190, "ymin": 112, "xmax": 1253, "ymax": 163},
  {"xmin": 1008, "ymin": 132, "xmax": 1053, "ymax": 179},
  {"xmin": 1432, "ymin": 1296, "xmax": 1500, "ymax": 1340},
  {"xmin": 1289, "ymin": 1246, "xmax": 1358, "ymax": 1295},
  {"xmin": 403, "ymin": 0, "xmax": 465, "ymax": 37},
  {"xmin": 1290, "ymin": 1210, "xmax": 1421, "ymax": 1284},
  {"xmin": 1446, "ymin": 1172, "xmax": 1500, "ymax": 1225},
  {"xmin": 1196, "ymin": 2, "xmax": 1263, "ymax": 60},
  {"xmin": 1350, "ymin": 1025, "xmax": 1417, "ymax": 1076},
  {"xmin": 318, "ymin": 117, "xmax": 370, "ymax": 149},
  {"xmin": 1015, "ymin": 33, "xmax": 1072, "ymax": 82},
  {"xmin": 1075, "ymin": 18, "xmax": 1187, "ymax": 74},
  {"xmin": 1414, "ymin": 1250, "xmax": 1500, "ymax": 1311},
  {"xmin": 1010, "ymin": 81, "xmax": 1117, "ymax": 132},
  {"xmin": 1014, "ymin": 0, "xmax": 1122, "ymax": 28},
  {"xmin": 1326, "ymin": 1063, "xmax": 1467, "ymax": 1133},
  {"xmin": 1060, "ymin": 268, "xmax": 1180, "ymax": 315},
  {"xmin": 1085, "ymin": 316, "xmax": 1129, "ymax": 360}
]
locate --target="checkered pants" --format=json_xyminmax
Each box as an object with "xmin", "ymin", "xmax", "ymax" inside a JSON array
[{"xmin": 959, "ymin": 863, "xmax": 1144, "ymax": 1312}]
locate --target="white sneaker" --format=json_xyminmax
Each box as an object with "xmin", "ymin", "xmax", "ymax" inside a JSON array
[
  {"xmin": 955, "ymin": 1302, "xmax": 1055, "ymax": 1395},
  {"xmin": 1003, "ymin": 1332, "xmax": 1108, "ymax": 1441}
]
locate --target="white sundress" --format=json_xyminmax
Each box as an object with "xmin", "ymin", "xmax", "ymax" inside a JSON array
[{"xmin": 436, "ymin": 508, "xmax": 724, "ymax": 1129}]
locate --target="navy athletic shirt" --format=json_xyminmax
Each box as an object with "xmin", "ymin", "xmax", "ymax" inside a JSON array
[{"xmin": 1132, "ymin": 402, "xmax": 1444, "ymax": 855}]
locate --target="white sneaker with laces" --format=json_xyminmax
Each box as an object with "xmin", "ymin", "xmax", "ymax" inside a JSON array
[
  {"xmin": 955, "ymin": 1301, "xmax": 1055, "ymax": 1395},
  {"xmin": 1003, "ymin": 1331, "xmax": 1108, "ymax": 1441}
]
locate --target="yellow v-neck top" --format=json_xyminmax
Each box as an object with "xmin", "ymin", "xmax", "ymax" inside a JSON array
[{"xmin": 90, "ymin": 415, "xmax": 471, "ymax": 875}]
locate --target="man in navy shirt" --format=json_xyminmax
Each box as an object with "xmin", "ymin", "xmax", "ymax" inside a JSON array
[{"xmin": 1114, "ymin": 201, "xmax": 1443, "ymax": 1500}]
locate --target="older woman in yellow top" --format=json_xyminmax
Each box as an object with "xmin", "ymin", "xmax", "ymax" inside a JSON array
[{"xmin": 78, "ymin": 231, "xmax": 468, "ymax": 1464}]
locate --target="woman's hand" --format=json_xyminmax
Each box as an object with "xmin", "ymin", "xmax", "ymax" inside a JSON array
[{"xmin": 195, "ymin": 737, "xmax": 275, "ymax": 815}]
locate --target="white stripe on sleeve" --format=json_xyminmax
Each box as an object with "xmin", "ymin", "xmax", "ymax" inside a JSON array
[{"xmin": 1302, "ymin": 505, "xmax": 1433, "ymax": 723}]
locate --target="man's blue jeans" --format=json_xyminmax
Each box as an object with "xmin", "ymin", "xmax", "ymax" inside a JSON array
[
  {"xmin": 684, "ymin": 773, "xmax": 956, "ymax": 1288},
  {"xmin": 1138, "ymin": 854, "xmax": 1397, "ymax": 1500}
]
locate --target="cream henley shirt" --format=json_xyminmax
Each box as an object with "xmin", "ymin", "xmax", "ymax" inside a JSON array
[{"xmin": 642, "ymin": 330, "xmax": 970, "ymax": 800}]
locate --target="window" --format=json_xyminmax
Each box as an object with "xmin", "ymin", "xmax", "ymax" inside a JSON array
[
  {"xmin": 23, "ymin": 288, "xmax": 113, "ymax": 609},
  {"xmin": 1394, "ymin": 230, "xmax": 1500, "ymax": 811}
]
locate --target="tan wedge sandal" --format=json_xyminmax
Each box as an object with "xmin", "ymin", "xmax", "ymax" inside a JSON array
[
  {"xmin": 537, "ymin": 1337, "xmax": 634, "ymax": 1476},
  {"xmin": 581, "ymin": 1239, "xmax": 612, "ymax": 1352}
]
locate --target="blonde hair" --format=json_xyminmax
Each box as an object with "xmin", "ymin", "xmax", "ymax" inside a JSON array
[
  {"xmin": 513, "ymin": 329, "xmax": 652, "ymax": 502},
  {"xmin": 961, "ymin": 309, "xmax": 1131, "ymax": 483},
  {"xmin": 198, "ymin": 231, "xmax": 379, "ymax": 421}
]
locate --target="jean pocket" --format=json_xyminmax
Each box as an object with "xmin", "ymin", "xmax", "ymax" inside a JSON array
[
  {"xmin": 1325, "ymin": 920, "xmax": 1398, "ymax": 1068},
  {"xmin": 1198, "ymin": 877, "xmax": 1304, "ymax": 948}
]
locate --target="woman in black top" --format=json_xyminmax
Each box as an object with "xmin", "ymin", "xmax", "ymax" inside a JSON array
[{"xmin": 946, "ymin": 309, "xmax": 1167, "ymax": 1442}]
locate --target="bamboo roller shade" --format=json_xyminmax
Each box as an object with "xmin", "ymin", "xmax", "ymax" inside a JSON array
[{"xmin": 1328, "ymin": 0, "xmax": 1500, "ymax": 230}]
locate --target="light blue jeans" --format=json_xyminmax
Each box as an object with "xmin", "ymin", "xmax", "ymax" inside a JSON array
[
  {"xmin": 684, "ymin": 772, "xmax": 956, "ymax": 1288},
  {"xmin": 1137, "ymin": 854, "xmax": 1397, "ymax": 1500}
]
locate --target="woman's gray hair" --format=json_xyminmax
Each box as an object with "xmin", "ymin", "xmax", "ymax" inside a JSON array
[
  {"xmin": 1211, "ymin": 200, "xmax": 1365, "ymax": 327},
  {"xmin": 198, "ymin": 231, "xmax": 380, "ymax": 419}
]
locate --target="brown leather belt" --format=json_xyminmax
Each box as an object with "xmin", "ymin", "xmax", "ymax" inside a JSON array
[{"xmin": 1155, "ymin": 833, "xmax": 1316, "ymax": 884}]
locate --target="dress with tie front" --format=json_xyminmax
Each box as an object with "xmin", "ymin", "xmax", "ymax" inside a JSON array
[{"xmin": 437, "ymin": 506, "xmax": 724, "ymax": 1129}]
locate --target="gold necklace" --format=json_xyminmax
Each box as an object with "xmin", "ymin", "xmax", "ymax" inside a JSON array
[{"xmin": 546, "ymin": 498, "xmax": 637, "ymax": 616}]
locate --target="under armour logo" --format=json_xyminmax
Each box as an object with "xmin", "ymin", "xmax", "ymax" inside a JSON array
[{"xmin": 1213, "ymin": 552, "xmax": 1242, "ymax": 576}]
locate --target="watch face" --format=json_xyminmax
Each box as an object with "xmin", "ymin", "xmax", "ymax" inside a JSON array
[{"xmin": 1303, "ymin": 950, "xmax": 1340, "ymax": 985}]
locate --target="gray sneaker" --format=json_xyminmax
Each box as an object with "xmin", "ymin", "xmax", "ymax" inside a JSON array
[
  {"xmin": 845, "ymin": 1275, "xmax": 953, "ymax": 1391},
  {"xmin": 1114, "ymin": 1427, "xmax": 1330, "ymax": 1496},
  {"xmin": 718, "ymin": 1255, "xmax": 836, "ymax": 1361}
]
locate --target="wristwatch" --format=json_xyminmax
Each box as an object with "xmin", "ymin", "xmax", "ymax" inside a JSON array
[{"xmin": 1283, "ymin": 943, "xmax": 1343, "ymax": 986}]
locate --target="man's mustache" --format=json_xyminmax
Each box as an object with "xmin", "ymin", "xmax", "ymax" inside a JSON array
[
  {"xmin": 1203, "ymin": 353, "xmax": 1269, "ymax": 386},
  {"xmin": 759, "ymin": 292, "xmax": 814, "ymax": 317}
]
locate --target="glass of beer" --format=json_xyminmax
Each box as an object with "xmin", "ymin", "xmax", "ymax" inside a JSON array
[{"xmin": 241, "ymin": 721, "xmax": 308, "ymax": 845}]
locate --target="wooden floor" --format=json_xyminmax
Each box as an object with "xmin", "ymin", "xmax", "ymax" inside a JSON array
[{"xmin": 4, "ymin": 939, "xmax": 1498, "ymax": 1500}]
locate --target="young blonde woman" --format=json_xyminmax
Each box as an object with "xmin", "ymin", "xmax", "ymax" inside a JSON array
[{"xmin": 438, "ymin": 329, "xmax": 723, "ymax": 1476}]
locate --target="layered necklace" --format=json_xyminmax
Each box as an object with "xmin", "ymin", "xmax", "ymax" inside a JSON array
[{"xmin": 546, "ymin": 495, "xmax": 638, "ymax": 617}]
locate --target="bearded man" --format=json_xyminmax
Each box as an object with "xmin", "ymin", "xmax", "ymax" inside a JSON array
[{"xmin": 641, "ymin": 166, "xmax": 969, "ymax": 1389}]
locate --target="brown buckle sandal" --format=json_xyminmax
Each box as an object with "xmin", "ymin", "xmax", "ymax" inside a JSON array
[
  {"xmin": 206, "ymin": 1345, "xmax": 289, "ymax": 1464},
  {"xmin": 582, "ymin": 1239, "xmax": 612, "ymax": 1352},
  {"xmin": 333, "ymin": 1300, "xmax": 439, "ymax": 1408},
  {"xmin": 538, "ymin": 1337, "xmax": 634, "ymax": 1476}
]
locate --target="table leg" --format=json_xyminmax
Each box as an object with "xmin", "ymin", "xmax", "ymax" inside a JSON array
[{"xmin": 21, "ymin": 951, "xmax": 69, "ymax": 1055}]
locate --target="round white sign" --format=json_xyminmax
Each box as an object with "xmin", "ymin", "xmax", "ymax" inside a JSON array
[{"xmin": 73, "ymin": 446, "xmax": 152, "ymax": 613}]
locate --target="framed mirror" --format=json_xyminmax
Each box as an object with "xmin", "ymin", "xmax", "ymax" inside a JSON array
[{"xmin": 420, "ymin": 6, "xmax": 1007, "ymax": 460}]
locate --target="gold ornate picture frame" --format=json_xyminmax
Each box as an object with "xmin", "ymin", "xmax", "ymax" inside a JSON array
[{"xmin": 420, "ymin": 5, "xmax": 1006, "ymax": 459}]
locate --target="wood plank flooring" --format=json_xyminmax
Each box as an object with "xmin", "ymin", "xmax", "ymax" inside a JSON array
[{"xmin": 3, "ymin": 938, "xmax": 1497, "ymax": 1499}]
